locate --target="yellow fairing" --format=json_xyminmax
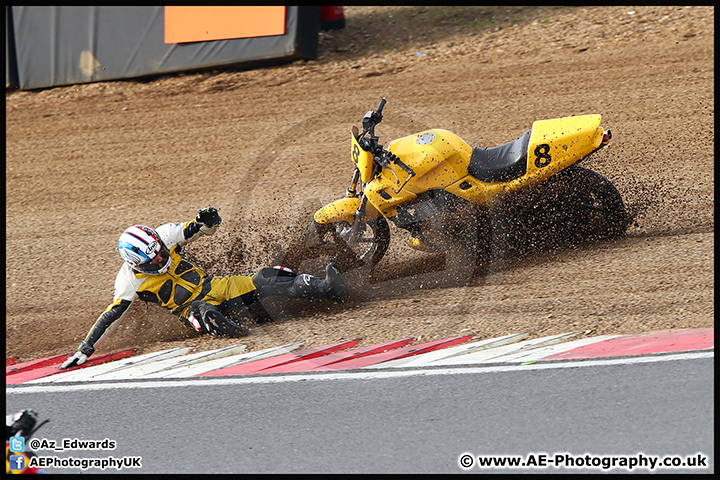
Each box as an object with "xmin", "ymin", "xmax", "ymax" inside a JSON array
[
  {"xmin": 314, "ymin": 197, "xmax": 381, "ymax": 224},
  {"xmin": 351, "ymin": 129, "xmax": 375, "ymax": 183},
  {"xmin": 447, "ymin": 115, "xmax": 604, "ymax": 204},
  {"xmin": 343, "ymin": 116, "xmax": 604, "ymax": 217},
  {"xmin": 527, "ymin": 115, "xmax": 604, "ymax": 179},
  {"xmin": 364, "ymin": 129, "xmax": 473, "ymax": 214}
]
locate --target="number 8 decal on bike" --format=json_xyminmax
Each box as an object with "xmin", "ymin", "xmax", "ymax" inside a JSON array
[{"xmin": 534, "ymin": 143, "xmax": 552, "ymax": 168}]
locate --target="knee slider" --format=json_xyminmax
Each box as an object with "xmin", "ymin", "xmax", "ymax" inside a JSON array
[{"xmin": 252, "ymin": 267, "xmax": 298, "ymax": 297}]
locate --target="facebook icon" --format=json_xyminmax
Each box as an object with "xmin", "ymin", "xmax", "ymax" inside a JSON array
[{"xmin": 9, "ymin": 454, "xmax": 26, "ymax": 471}]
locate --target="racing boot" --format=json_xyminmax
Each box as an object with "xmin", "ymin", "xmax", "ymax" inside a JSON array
[{"xmin": 323, "ymin": 262, "xmax": 348, "ymax": 300}]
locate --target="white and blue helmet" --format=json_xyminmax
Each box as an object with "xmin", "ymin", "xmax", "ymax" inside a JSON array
[{"xmin": 118, "ymin": 225, "xmax": 171, "ymax": 275}]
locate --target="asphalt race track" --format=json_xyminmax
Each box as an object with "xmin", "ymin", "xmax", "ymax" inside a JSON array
[{"xmin": 7, "ymin": 352, "xmax": 713, "ymax": 474}]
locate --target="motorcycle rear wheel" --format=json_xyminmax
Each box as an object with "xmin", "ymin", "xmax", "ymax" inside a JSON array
[
  {"xmin": 504, "ymin": 164, "xmax": 628, "ymax": 251},
  {"xmin": 552, "ymin": 164, "xmax": 628, "ymax": 242}
]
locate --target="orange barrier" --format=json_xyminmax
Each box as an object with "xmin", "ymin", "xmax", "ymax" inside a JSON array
[{"xmin": 165, "ymin": 6, "xmax": 286, "ymax": 44}]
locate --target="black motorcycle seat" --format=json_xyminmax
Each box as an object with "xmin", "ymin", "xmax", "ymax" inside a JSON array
[{"xmin": 467, "ymin": 129, "xmax": 531, "ymax": 183}]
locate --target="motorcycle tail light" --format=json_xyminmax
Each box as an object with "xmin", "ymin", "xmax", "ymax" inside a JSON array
[{"xmin": 602, "ymin": 130, "xmax": 612, "ymax": 144}]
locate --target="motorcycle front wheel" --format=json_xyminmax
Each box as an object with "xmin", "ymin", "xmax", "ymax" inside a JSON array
[{"xmin": 281, "ymin": 216, "xmax": 390, "ymax": 276}]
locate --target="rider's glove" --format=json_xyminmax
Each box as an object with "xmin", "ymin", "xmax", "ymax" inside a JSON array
[
  {"xmin": 59, "ymin": 341, "xmax": 94, "ymax": 370},
  {"xmin": 59, "ymin": 351, "xmax": 87, "ymax": 370},
  {"xmin": 196, "ymin": 207, "xmax": 222, "ymax": 228},
  {"xmin": 6, "ymin": 409, "xmax": 39, "ymax": 438}
]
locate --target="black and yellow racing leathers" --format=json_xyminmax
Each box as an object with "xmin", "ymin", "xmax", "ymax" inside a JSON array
[
  {"xmin": 78, "ymin": 219, "xmax": 247, "ymax": 354},
  {"xmin": 74, "ymin": 217, "xmax": 346, "ymax": 358}
]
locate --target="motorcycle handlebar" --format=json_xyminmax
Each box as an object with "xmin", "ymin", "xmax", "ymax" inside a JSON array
[
  {"xmin": 376, "ymin": 98, "xmax": 387, "ymax": 115},
  {"xmin": 394, "ymin": 157, "xmax": 415, "ymax": 177},
  {"xmin": 360, "ymin": 98, "xmax": 387, "ymax": 143}
]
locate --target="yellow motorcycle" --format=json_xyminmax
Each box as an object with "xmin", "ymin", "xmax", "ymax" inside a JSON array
[{"xmin": 283, "ymin": 98, "xmax": 627, "ymax": 282}]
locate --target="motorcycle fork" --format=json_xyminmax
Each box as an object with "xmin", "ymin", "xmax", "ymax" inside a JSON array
[
  {"xmin": 345, "ymin": 193, "xmax": 369, "ymax": 245},
  {"xmin": 345, "ymin": 169, "xmax": 361, "ymax": 199}
]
